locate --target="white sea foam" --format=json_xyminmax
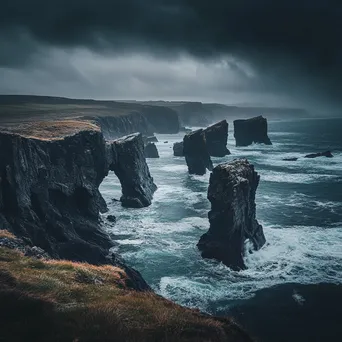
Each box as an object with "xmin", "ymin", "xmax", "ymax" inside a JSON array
[{"xmin": 261, "ymin": 170, "xmax": 339, "ymax": 184}]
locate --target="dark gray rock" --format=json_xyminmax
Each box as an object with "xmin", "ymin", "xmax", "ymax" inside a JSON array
[
  {"xmin": 304, "ymin": 151, "xmax": 333, "ymax": 158},
  {"xmin": 197, "ymin": 159, "xmax": 266, "ymax": 270},
  {"xmin": 283, "ymin": 157, "xmax": 298, "ymax": 161},
  {"xmin": 107, "ymin": 215, "xmax": 116, "ymax": 223},
  {"xmin": 164, "ymin": 141, "xmax": 168, "ymax": 143},
  {"xmin": 0, "ymin": 129, "xmax": 151, "ymax": 291},
  {"xmin": 144, "ymin": 143, "xmax": 159, "ymax": 158},
  {"xmin": 183, "ymin": 129, "xmax": 213, "ymax": 175},
  {"xmin": 203, "ymin": 120, "xmax": 230, "ymax": 157},
  {"xmin": 234, "ymin": 116, "xmax": 272, "ymax": 146},
  {"xmin": 173, "ymin": 141, "xmax": 184, "ymax": 157},
  {"xmin": 109, "ymin": 133, "xmax": 157, "ymax": 208}
]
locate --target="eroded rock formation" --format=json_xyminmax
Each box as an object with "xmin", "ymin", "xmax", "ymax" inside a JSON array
[
  {"xmin": 203, "ymin": 120, "xmax": 230, "ymax": 157},
  {"xmin": 234, "ymin": 116, "xmax": 272, "ymax": 147},
  {"xmin": 0, "ymin": 125, "xmax": 154, "ymax": 289},
  {"xmin": 183, "ymin": 129, "xmax": 213, "ymax": 175},
  {"xmin": 108, "ymin": 133, "xmax": 157, "ymax": 208},
  {"xmin": 173, "ymin": 141, "xmax": 184, "ymax": 156},
  {"xmin": 197, "ymin": 159, "xmax": 266, "ymax": 270},
  {"xmin": 144, "ymin": 142, "xmax": 159, "ymax": 158}
]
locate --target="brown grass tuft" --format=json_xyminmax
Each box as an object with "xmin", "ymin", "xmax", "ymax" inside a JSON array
[
  {"xmin": 8, "ymin": 120, "xmax": 100, "ymax": 140},
  {"xmin": 0, "ymin": 230, "xmax": 16, "ymax": 240}
]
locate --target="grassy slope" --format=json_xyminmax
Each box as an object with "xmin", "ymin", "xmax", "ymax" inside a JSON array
[{"xmin": 0, "ymin": 233, "xmax": 252, "ymax": 342}]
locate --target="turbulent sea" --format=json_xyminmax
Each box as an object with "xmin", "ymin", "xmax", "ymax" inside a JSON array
[{"xmin": 100, "ymin": 117, "xmax": 342, "ymax": 326}]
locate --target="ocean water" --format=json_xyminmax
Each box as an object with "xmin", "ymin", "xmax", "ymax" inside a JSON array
[{"xmin": 100, "ymin": 117, "xmax": 342, "ymax": 315}]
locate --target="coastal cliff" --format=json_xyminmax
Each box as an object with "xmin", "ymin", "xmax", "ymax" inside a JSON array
[
  {"xmin": 0, "ymin": 121, "xmax": 155, "ymax": 281},
  {"xmin": 234, "ymin": 116, "xmax": 272, "ymax": 146},
  {"xmin": 0, "ymin": 120, "xmax": 253, "ymax": 342},
  {"xmin": 198, "ymin": 159, "xmax": 266, "ymax": 270}
]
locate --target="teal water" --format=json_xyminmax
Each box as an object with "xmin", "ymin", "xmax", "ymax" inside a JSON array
[{"xmin": 100, "ymin": 117, "xmax": 342, "ymax": 313}]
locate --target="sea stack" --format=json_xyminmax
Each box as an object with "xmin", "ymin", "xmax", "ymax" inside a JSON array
[
  {"xmin": 234, "ymin": 116, "xmax": 272, "ymax": 146},
  {"xmin": 144, "ymin": 142, "xmax": 159, "ymax": 158},
  {"xmin": 203, "ymin": 120, "xmax": 230, "ymax": 157},
  {"xmin": 197, "ymin": 159, "xmax": 266, "ymax": 270},
  {"xmin": 183, "ymin": 129, "xmax": 213, "ymax": 175},
  {"xmin": 109, "ymin": 133, "xmax": 157, "ymax": 208},
  {"xmin": 173, "ymin": 141, "xmax": 184, "ymax": 156}
]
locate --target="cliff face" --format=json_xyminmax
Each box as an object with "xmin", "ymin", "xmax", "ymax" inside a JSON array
[
  {"xmin": 0, "ymin": 126, "xmax": 154, "ymax": 289},
  {"xmin": 204, "ymin": 120, "xmax": 230, "ymax": 157},
  {"xmin": 83, "ymin": 106, "xmax": 179, "ymax": 139},
  {"xmin": 197, "ymin": 159, "xmax": 266, "ymax": 270},
  {"xmin": 183, "ymin": 129, "xmax": 213, "ymax": 175},
  {"xmin": 108, "ymin": 133, "xmax": 157, "ymax": 208},
  {"xmin": 83, "ymin": 113, "xmax": 153, "ymax": 140},
  {"xmin": 234, "ymin": 116, "xmax": 272, "ymax": 147},
  {"xmin": 141, "ymin": 106, "xmax": 180, "ymax": 133}
]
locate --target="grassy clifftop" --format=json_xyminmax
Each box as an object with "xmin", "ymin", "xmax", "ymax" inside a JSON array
[{"xmin": 0, "ymin": 231, "xmax": 252, "ymax": 342}]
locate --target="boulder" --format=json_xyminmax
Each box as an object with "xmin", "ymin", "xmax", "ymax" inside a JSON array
[
  {"xmin": 197, "ymin": 159, "xmax": 266, "ymax": 270},
  {"xmin": 107, "ymin": 215, "xmax": 117, "ymax": 223},
  {"xmin": 173, "ymin": 141, "xmax": 184, "ymax": 157},
  {"xmin": 203, "ymin": 120, "xmax": 230, "ymax": 157},
  {"xmin": 234, "ymin": 116, "xmax": 272, "ymax": 146},
  {"xmin": 283, "ymin": 157, "xmax": 298, "ymax": 161},
  {"xmin": 304, "ymin": 151, "xmax": 333, "ymax": 158},
  {"xmin": 183, "ymin": 129, "xmax": 213, "ymax": 175},
  {"xmin": 144, "ymin": 142, "xmax": 159, "ymax": 158}
]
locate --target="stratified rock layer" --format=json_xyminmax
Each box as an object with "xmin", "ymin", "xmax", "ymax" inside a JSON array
[
  {"xmin": 197, "ymin": 159, "xmax": 266, "ymax": 270},
  {"xmin": 173, "ymin": 141, "xmax": 184, "ymax": 156},
  {"xmin": 203, "ymin": 120, "xmax": 230, "ymax": 157},
  {"xmin": 234, "ymin": 116, "xmax": 272, "ymax": 147},
  {"xmin": 183, "ymin": 129, "xmax": 213, "ymax": 175},
  {"xmin": 144, "ymin": 142, "xmax": 159, "ymax": 158},
  {"xmin": 109, "ymin": 133, "xmax": 157, "ymax": 208}
]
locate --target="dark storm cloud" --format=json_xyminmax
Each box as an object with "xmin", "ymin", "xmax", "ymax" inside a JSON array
[{"xmin": 1, "ymin": 0, "xmax": 342, "ymax": 107}]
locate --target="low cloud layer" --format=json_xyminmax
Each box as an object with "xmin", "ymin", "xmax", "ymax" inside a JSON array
[{"xmin": 1, "ymin": 1, "xmax": 341, "ymax": 112}]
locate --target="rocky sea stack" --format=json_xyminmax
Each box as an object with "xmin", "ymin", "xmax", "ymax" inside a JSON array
[
  {"xmin": 144, "ymin": 142, "xmax": 159, "ymax": 158},
  {"xmin": 173, "ymin": 141, "xmax": 184, "ymax": 156},
  {"xmin": 204, "ymin": 120, "xmax": 230, "ymax": 157},
  {"xmin": 183, "ymin": 129, "xmax": 213, "ymax": 175},
  {"xmin": 234, "ymin": 116, "xmax": 272, "ymax": 147},
  {"xmin": 107, "ymin": 133, "xmax": 157, "ymax": 207},
  {"xmin": 198, "ymin": 159, "xmax": 266, "ymax": 270}
]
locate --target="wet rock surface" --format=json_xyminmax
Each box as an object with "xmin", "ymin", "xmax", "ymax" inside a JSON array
[
  {"xmin": 304, "ymin": 151, "xmax": 333, "ymax": 158},
  {"xmin": 144, "ymin": 142, "xmax": 159, "ymax": 158},
  {"xmin": 203, "ymin": 120, "xmax": 230, "ymax": 157},
  {"xmin": 0, "ymin": 128, "xmax": 153, "ymax": 290},
  {"xmin": 283, "ymin": 157, "xmax": 298, "ymax": 161},
  {"xmin": 109, "ymin": 133, "xmax": 157, "ymax": 208},
  {"xmin": 173, "ymin": 141, "xmax": 184, "ymax": 156},
  {"xmin": 234, "ymin": 116, "xmax": 272, "ymax": 147},
  {"xmin": 197, "ymin": 159, "xmax": 266, "ymax": 270},
  {"xmin": 183, "ymin": 129, "xmax": 213, "ymax": 175}
]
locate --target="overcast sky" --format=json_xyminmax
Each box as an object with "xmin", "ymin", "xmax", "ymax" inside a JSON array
[{"xmin": 1, "ymin": 1, "xmax": 341, "ymax": 113}]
